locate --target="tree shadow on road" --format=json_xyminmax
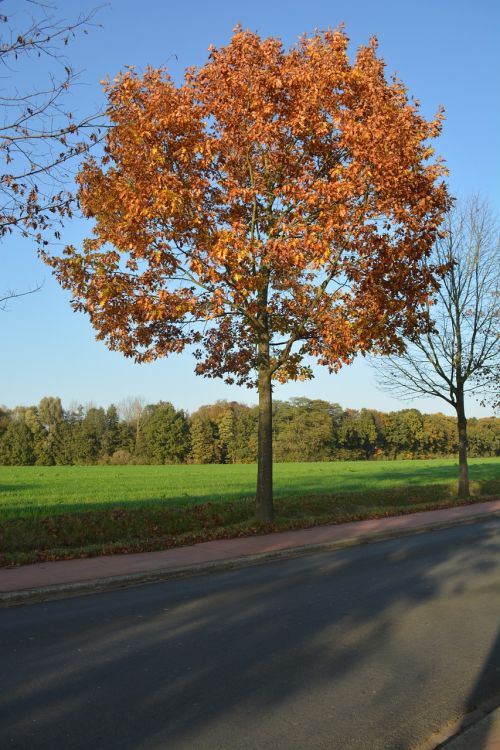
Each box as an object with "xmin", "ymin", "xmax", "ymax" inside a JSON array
[
  {"xmin": 451, "ymin": 626, "xmax": 500, "ymax": 749},
  {"xmin": 1, "ymin": 519, "xmax": 500, "ymax": 750}
]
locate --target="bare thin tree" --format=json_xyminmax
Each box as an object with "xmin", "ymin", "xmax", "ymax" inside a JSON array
[
  {"xmin": 374, "ymin": 196, "xmax": 500, "ymax": 498},
  {"xmin": 118, "ymin": 396, "xmax": 146, "ymax": 452}
]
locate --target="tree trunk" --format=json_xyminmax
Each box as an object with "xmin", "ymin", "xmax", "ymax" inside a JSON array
[
  {"xmin": 256, "ymin": 337, "xmax": 274, "ymax": 523},
  {"xmin": 455, "ymin": 389, "xmax": 470, "ymax": 499}
]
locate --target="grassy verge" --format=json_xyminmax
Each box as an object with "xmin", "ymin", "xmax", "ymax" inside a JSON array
[{"xmin": 1, "ymin": 478, "xmax": 498, "ymax": 567}]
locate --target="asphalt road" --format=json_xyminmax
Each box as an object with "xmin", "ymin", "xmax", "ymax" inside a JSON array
[{"xmin": 2, "ymin": 518, "xmax": 500, "ymax": 750}]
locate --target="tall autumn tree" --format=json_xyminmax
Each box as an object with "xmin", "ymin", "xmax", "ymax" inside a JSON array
[{"xmin": 45, "ymin": 27, "xmax": 450, "ymax": 521}]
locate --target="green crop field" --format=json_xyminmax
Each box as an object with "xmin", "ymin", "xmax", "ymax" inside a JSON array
[
  {"xmin": 1, "ymin": 458, "xmax": 498, "ymax": 566},
  {"xmin": 1, "ymin": 457, "xmax": 499, "ymax": 518}
]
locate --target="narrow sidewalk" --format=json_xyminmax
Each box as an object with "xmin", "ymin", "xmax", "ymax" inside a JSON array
[{"xmin": 1, "ymin": 499, "xmax": 500, "ymax": 604}]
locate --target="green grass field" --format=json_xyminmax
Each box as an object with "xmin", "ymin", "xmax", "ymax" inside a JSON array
[
  {"xmin": 1, "ymin": 457, "xmax": 499, "ymax": 518},
  {"xmin": 0, "ymin": 458, "xmax": 498, "ymax": 566}
]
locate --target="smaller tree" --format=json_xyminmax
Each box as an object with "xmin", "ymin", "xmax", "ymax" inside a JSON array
[
  {"xmin": 468, "ymin": 418, "xmax": 500, "ymax": 458},
  {"xmin": 338, "ymin": 408, "xmax": 377, "ymax": 460},
  {"xmin": 74, "ymin": 406, "xmax": 107, "ymax": 463},
  {"xmin": 216, "ymin": 407, "xmax": 237, "ymax": 464},
  {"xmin": 102, "ymin": 404, "xmax": 121, "ymax": 457},
  {"xmin": 189, "ymin": 413, "xmax": 219, "ymax": 464},
  {"xmin": 375, "ymin": 197, "xmax": 500, "ymax": 496},
  {"xmin": 142, "ymin": 402, "xmax": 190, "ymax": 464},
  {"xmin": 0, "ymin": 420, "xmax": 35, "ymax": 465},
  {"xmin": 38, "ymin": 397, "xmax": 64, "ymax": 433},
  {"xmin": 232, "ymin": 405, "xmax": 259, "ymax": 464},
  {"xmin": 119, "ymin": 396, "xmax": 146, "ymax": 455},
  {"xmin": 422, "ymin": 413, "xmax": 457, "ymax": 457},
  {"xmin": 0, "ymin": 406, "xmax": 10, "ymax": 438},
  {"xmin": 274, "ymin": 398, "xmax": 336, "ymax": 462}
]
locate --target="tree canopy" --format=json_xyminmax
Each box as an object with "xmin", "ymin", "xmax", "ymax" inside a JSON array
[{"xmin": 1, "ymin": 396, "xmax": 498, "ymax": 466}]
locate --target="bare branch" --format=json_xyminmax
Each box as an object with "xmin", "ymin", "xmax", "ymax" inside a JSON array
[
  {"xmin": 0, "ymin": 280, "xmax": 43, "ymax": 310},
  {"xmin": 0, "ymin": 1, "xmax": 105, "ymax": 306},
  {"xmin": 374, "ymin": 195, "xmax": 500, "ymax": 411}
]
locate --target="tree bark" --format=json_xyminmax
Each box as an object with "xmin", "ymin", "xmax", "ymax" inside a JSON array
[
  {"xmin": 455, "ymin": 387, "xmax": 470, "ymax": 499},
  {"xmin": 256, "ymin": 335, "xmax": 274, "ymax": 523}
]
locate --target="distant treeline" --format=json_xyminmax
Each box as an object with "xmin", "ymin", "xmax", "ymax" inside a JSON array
[{"xmin": 0, "ymin": 397, "xmax": 498, "ymax": 466}]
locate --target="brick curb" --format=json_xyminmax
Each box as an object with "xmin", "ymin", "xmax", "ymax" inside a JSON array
[{"xmin": 2, "ymin": 508, "xmax": 499, "ymax": 607}]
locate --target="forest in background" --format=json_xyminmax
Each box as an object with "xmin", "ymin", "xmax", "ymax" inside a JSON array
[{"xmin": 0, "ymin": 396, "xmax": 498, "ymax": 466}]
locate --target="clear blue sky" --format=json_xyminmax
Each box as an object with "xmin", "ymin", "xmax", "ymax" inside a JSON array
[{"xmin": 1, "ymin": 0, "xmax": 499, "ymax": 416}]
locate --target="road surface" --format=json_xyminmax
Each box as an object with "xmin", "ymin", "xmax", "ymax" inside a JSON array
[{"xmin": 1, "ymin": 518, "xmax": 500, "ymax": 749}]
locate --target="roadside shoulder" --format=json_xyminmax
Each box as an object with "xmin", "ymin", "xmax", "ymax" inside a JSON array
[{"xmin": 1, "ymin": 499, "xmax": 500, "ymax": 606}]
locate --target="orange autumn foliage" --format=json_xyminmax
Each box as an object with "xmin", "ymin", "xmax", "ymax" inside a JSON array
[
  {"xmin": 46, "ymin": 27, "xmax": 449, "ymax": 385},
  {"xmin": 44, "ymin": 27, "xmax": 451, "ymax": 518}
]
